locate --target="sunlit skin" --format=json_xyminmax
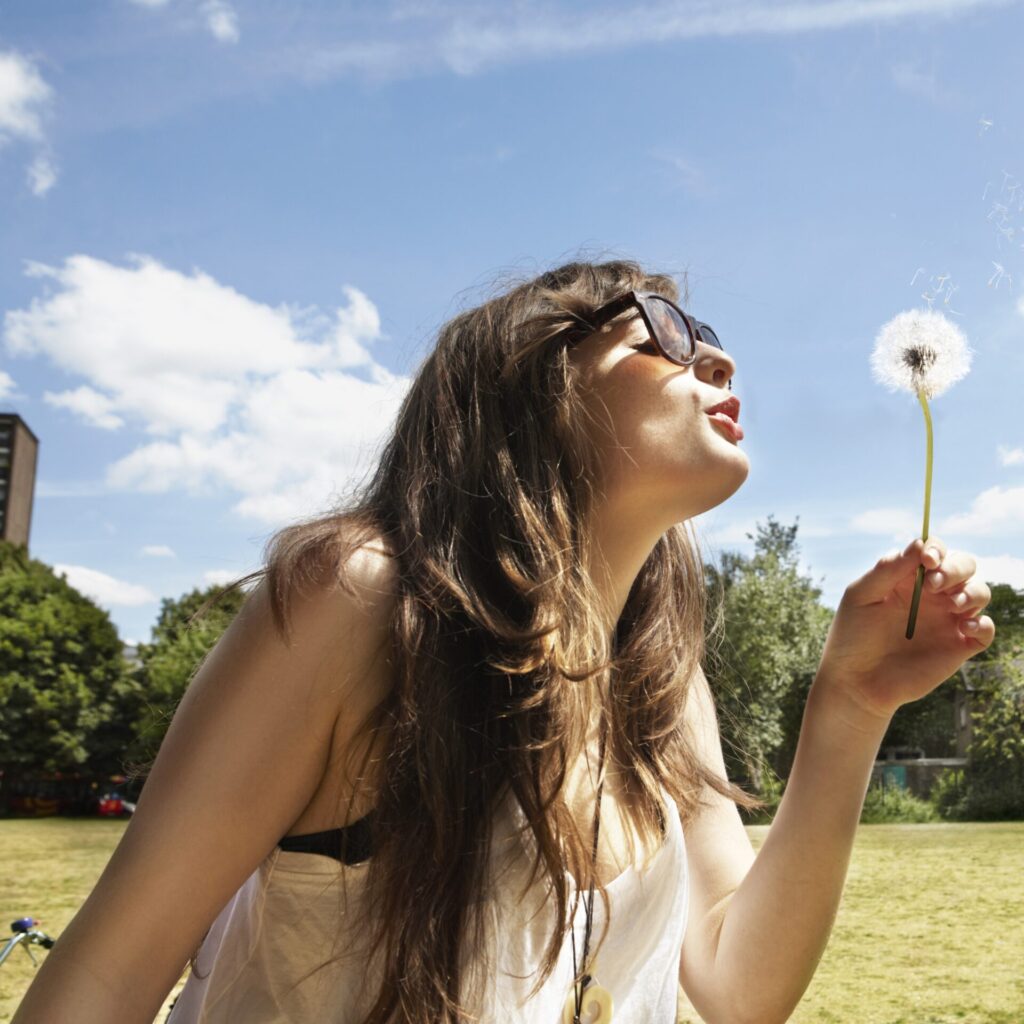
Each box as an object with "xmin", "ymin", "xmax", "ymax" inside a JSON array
[
  {"xmin": 559, "ymin": 306, "xmax": 745, "ymax": 889},
  {"xmin": 568, "ymin": 308, "xmax": 743, "ymax": 630}
]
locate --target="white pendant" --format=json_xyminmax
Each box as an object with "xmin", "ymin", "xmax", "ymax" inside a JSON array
[{"xmin": 563, "ymin": 977, "xmax": 614, "ymax": 1023}]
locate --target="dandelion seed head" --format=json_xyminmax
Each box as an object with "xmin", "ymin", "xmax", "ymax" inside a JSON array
[{"xmin": 871, "ymin": 308, "xmax": 972, "ymax": 400}]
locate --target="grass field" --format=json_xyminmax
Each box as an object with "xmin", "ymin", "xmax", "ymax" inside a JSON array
[{"xmin": 1, "ymin": 819, "xmax": 1022, "ymax": 1023}]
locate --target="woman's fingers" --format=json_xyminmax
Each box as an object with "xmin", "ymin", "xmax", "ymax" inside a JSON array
[
  {"xmin": 956, "ymin": 612, "xmax": 996, "ymax": 644},
  {"xmin": 946, "ymin": 581, "xmax": 992, "ymax": 614},
  {"xmin": 925, "ymin": 549, "xmax": 978, "ymax": 592}
]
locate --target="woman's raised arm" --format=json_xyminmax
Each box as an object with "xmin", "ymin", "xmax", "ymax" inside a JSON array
[{"xmin": 13, "ymin": 545, "xmax": 396, "ymax": 1024}]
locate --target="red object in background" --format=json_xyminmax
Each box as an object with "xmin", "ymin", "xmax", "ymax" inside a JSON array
[{"xmin": 97, "ymin": 794, "xmax": 125, "ymax": 816}]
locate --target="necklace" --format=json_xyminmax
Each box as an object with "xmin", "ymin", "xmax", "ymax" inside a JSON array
[{"xmin": 562, "ymin": 724, "xmax": 614, "ymax": 1024}]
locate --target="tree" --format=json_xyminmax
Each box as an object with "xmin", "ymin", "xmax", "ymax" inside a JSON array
[
  {"xmin": 703, "ymin": 516, "xmax": 833, "ymax": 792},
  {"xmin": 878, "ymin": 584, "xmax": 1023, "ymax": 760},
  {"xmin": 0, "ymin": 541, "xmax": 140, "ymax": 775},
  {"xmin": 129, "ymin": 583, "xmax": 247, "ymax": 764}
]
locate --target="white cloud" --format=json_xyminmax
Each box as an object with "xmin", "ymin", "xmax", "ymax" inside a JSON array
[
  {"xmin": 937, "ymin": 485, "xmax": 1024, "ymax": 537},
  {"xmin": 127, "ymin": 0, "xmax": 172, "ymax": 7},
  {"xmin": 973, "ymin": 553, "xmax": 1024, "ymax": 589},
  {"xmin": 998, "ymin": 444, "xmax": 1024, "ymax": 467},
  {"xmin": 0, "ymin": 50, "xmax": 50, "ymax": 141},
  {"xmin": 44, "ymin": 385, "xmax": 126, "ymax": 430},
  {"xmin": 53, "ymin": 563, "xmax": 159, "ymax": 607},
  {"xmin": 202, "ymin": 0, "xmax": 240, "ymax": 43},
  {"xmin": 141, "ymin": 544, "xmax": 176, "ymax": 557},
  {"xmin": 0, "ymin": 370, "xmax": 16, "ymax": 403},
  {"xmin": 203, "ymin": 568, "xmax": 247, "ymax": 587},
  {"xmin": 849, "ymin": 507, "xmax": 920, "ymax": 540},
  {"xmin": 3, "ymin": 254, "xmax": 410, "ymax": 525},
  {"xmin": 26, "ymin": 154, "xmax": 57, "ymax": 195},
  {"xmin": 0, "ymin": 49, "xmax": 56, "ymax": 195}
]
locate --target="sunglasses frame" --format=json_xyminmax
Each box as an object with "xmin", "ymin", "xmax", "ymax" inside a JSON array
[{"xmin": 558, "ymin": 289, "xmax": 731, "ymax": 388}]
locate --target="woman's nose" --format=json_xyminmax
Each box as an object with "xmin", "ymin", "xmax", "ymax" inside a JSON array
[{"xmin": 696, "ymin": 341, "xmax": 736, "ymax": 391}]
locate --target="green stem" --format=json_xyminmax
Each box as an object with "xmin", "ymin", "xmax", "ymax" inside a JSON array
[{"xmin": 906, "ymin": 388, "xmax": 933, "ymax": 640}]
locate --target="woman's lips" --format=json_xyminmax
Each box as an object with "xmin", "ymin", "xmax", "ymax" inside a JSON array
[{"xmin": 707, "ymin": 411, "xmax": 745, "ymax": 441}]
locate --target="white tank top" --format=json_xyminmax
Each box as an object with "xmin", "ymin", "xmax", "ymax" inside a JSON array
[{"xmin": 167, "ymin": 785, "xmax": 689, "ymax": 1023}]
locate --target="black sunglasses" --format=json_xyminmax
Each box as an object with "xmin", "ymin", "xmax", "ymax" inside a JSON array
[{"xmin": 558, "ymin": 289, "xmax": 732, "ymax": 390}]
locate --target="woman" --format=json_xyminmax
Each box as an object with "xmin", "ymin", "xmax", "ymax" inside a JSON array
[{"xmin": 14, "ymin": 258, "xmax": 994, "ymax": 1024}]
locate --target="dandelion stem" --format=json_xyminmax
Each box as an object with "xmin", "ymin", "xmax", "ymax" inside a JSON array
[{"xmin": 906, "ymin": 388, "xmax": 934, "ymax": 639}]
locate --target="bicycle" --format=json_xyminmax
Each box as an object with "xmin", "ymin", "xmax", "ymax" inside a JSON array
[{"xmin": 0, "ymin": 917, "xmax": 55, "ymax": 969}]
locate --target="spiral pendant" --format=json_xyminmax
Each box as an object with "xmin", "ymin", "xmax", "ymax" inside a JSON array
[{"xmin": 562, "ymin": 977, "xmax": 614, "ymax": 1023}]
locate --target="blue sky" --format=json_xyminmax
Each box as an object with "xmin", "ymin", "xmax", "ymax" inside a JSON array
[{"xmin": 1, "ymin": 0, "xmax": 1022, "ymax": 645}]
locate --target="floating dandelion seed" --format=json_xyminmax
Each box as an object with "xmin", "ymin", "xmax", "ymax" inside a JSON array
[{"xmin": 871, "ymin": 309, "xmax": 973, "ymax": 638}]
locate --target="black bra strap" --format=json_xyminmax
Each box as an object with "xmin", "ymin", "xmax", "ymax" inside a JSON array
[{"xmin": 278, "ymin": 812, "xmax": 374, "ymax": 865}]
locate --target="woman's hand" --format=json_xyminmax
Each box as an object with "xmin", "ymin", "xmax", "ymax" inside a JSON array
[{"xmin": 816, "ymin": 536, "xmax": 995, "ymax": 722}]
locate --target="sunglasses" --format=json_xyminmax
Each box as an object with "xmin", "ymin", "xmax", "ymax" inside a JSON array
[{"xmin": 560, "ymin": 289, "xmax": 732, "ymax": 390}]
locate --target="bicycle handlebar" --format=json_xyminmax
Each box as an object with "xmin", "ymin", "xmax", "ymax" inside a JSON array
[{"xmin": 1, "ymin": 918, "xmax": 57, "ymax": 968}]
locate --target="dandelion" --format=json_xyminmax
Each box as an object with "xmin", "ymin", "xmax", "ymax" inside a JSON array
[{"xmin": 871, "ymin": 309, "xmax": 973, "ymax": 638}]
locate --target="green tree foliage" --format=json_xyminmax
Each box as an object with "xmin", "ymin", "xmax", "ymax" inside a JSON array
[
  {"xmin": 130, "ymin": 583, "xmax": 247, "ymax": 763},
  {"xmin": 703, "ymin": 516, "xmax": 833, "ymax": 793},
  {"xmin": 886, "ymin": 582, "xmax": 1024, "ymax": 762},
  {"xmin": 881, "ymin": 684, "xmax": 958, "ymax": 757},
  {"xmin": 0, "ymin": 541, "xmax": 140, "ymax": 775},
  {"xmin": 942, "ymin": 648, "xmax": 1024, "ymax": 821},
  {"xmin": 927, "ymin": 584, "xmax": 1024, "ymax": 820}
]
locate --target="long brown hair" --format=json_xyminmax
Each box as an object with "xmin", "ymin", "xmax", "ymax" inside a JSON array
[{"xmin": 187, "ymin": 256, "xmax": 762, "ymax": 1022}]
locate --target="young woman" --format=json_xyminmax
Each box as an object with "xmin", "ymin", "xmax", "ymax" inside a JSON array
[{"xmin": 14, "ymin": 259, "xmax": 994, "ymax": 1024}]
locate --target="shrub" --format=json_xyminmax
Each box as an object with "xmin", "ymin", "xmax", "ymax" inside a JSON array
[
  {"xmin": 860, "ymin": 779, "xmax": 939, "ymax": 823},
  {"xmin": 931, "ymin": 763, "xmax": 1024, "ymax": 821}
]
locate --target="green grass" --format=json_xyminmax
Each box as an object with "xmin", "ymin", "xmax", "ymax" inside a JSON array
[
  {"xmin": 679, "ymin": 823, "xmax": 1024, "ymax": 1024},
  {"xmin": 0, "ymin": 819, "xmax": 187, "ymax": 1023},
  {"xmin": 2, "ymin": 819, "xmax": 1022, "ymax": 1023}
]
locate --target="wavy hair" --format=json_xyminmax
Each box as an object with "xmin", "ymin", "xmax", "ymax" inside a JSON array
[{"xmin": 188, "ymin": 257, "xmax": 762, "ymax": 1022}]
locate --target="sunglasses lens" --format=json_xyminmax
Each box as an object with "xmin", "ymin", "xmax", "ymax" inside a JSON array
[
  {"xmin": 697, "ymin": 323, "xmax": 723, "ymax": 351},
  {"xmin": 648, "ymin": 297, "xmax": 694, "ymax": 362}
]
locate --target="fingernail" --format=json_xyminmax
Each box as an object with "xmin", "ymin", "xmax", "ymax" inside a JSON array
[
  {"xmin": 930, "ymin": 572, "xmax": 945, "ymax": 589},
  {"xmin": 926, "ymin": 547, "xmax": 941, "ymax": 563},
  {"xmin": 964, "ymin": 619, "xmax": 980, "ymax": 632},
  {"xmin": 953, "ymin": 592, "xmax": 967, "ymax": 607}
]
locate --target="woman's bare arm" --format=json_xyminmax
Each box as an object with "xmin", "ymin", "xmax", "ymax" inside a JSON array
[{"xmin": 13, "ymin": 545, "xmax": 395, "ymax": 1024}]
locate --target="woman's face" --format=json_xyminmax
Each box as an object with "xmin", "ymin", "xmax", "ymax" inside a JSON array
[{"xmin": 568, "ymin": 306, "xmax": 748, "ymax": 526}]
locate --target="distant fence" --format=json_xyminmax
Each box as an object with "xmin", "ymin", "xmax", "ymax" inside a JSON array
[{"xmin": 870, "ymin": 757, "xmax": 968, "ymax": 799}]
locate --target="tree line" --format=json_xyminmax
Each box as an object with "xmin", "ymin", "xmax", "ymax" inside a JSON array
[{"xmin": 1, "ymin": 526, "xmax": 1021, "ymax": 818}]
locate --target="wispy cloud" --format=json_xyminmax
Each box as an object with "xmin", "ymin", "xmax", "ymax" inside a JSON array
[
  {"xmin": 278, "ymin": 0, "xmax": 1017, "ymax": 82},
  {"xmin": 27, "ymin": 153, "xmax": 57, "ymax": 195},
  {"xmin": 998, "ymin": 444, "xmax": 1024, "ymax": 467},
  {"xmin": 128, "ymin": 0, "xmax": 240, "ymax": 44},
  {"xmin": 890, "ymin": 60, "xmax": 958, "ymax": 106},
  {"xmin": 852, "ymin": 486, "xmax": 1024, "ymax": 543},
  {"xmin": 4, "ymin": 254, "xmax": 410, "ymax": 525},
  {"xmin": 201, "ymin": 0, "xmax": 240, "ymax": 43},
  {"xmin": 650, "ymin": 152, "xmax": 718, "ymax": 199},
  {"xmin": 141, "ymin": 544, "xmax": 176, "ymax": 558},
  {"xmin": 0, "ymin": 48, "xmax": 57, "ymax": 196},
  {"xmin": 849, "ymin": 506, "xmax": 920, "ymax": 539}
]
